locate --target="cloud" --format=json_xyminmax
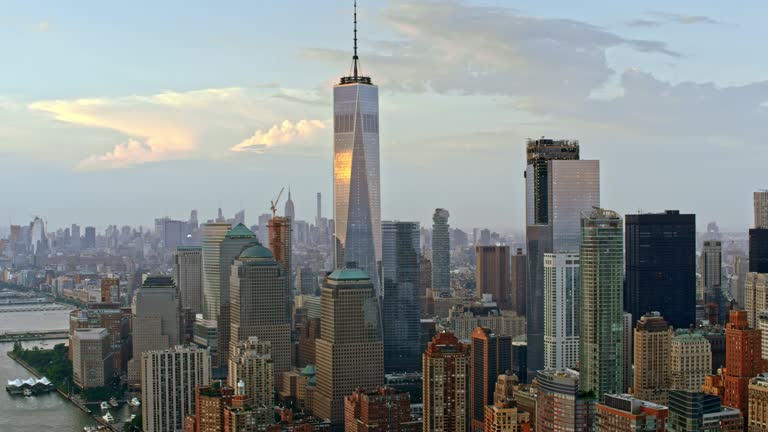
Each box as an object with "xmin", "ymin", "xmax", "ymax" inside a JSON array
[
  {"xmin": 231, "ymin": 119, "xmax": 327, "ymax": 153},
  {"xmin": 627, "ymin": 11, "xmax": 721, "ymax": 27}
]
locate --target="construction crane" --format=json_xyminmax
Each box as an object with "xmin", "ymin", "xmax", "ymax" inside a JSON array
[{"xmin": 270, "ymin": 187, "xmax": 285, "ymax": 219}]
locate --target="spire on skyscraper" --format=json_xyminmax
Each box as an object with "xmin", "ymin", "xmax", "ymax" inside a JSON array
[{"xmin": 341, "ymin": 1, "xmax": 371, "ymax": 85}]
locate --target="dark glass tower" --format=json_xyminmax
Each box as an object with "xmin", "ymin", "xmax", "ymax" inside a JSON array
[
  {"xmin": 625, "ymin": 210, "xmax": 696, "ymax": 330},
  {"xmin": 381, "ymin": 221, "xmax": 421, "ymax": 373},
  {"xmin": 749, "ymin": 229, "xmax": 768, "ymax": 273}
]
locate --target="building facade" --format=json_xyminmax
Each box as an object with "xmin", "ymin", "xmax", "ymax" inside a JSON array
[
  {"xmin": 667, "ymin": 390, "xmax": 743, "ymax": 432},
  {"xmin": 476, "ymin": 246, "xmax": 511, "ymax": 310},
  {"xmin": 432, "ymin": 209, "xmax": 451, "ymax": 293},
  {"xmin": 72, "ymin": 327, "xmax": 113, "ymax": 389},
  {"xmin": 228, "ymin": 337, "xmax": 274, "ymax": 430},
  {"xmin": 471, "ymin": 327, "xmax": 513, "ymax": 431},
  {"xmin": 543, "ymin": 252, "xmax": 580, "ymax": 370},
  {"xmin": 595, "ymin": 394, "xmax": 668, "ymax": 432},
  {"xmin": 723, "ymin": 310, "xmax": 762, "ymax": 427},
  {"xmin": 670, "ymin": 330, "xmax": 712, "ymax": 392},
  {"xmin": 423, "ymin": 332, "xmax": 469, "ymax": 432},
  {"xmin": 343, "ymin": 387, "xmax": 419, "ymax": 432},
  {"xmin": 483, "ymin": 400, "xmax": 531, "ymax": 432},
  {"xmin": 536, "ymin": 369, "xmax": 596, "ymax": 432},
  {"xmin": 749, "ymin": 373, "xmax": 768, "ymax": 432},
  {"xmin": 511, "ymin": 248, "xmax": 527, "ymax": 317},
  {"xmin": 633, "ymin": 313, "xmax": 672, "ymax": 405},
  {"xmin": 174, "ymin": 246, "xmax": 203, "ymax": 315}
]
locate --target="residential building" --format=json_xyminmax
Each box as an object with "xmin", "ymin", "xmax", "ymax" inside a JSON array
[
  {"xmin": 344, "ymin": 387, "xmax": 420, "ymax": 432},
  {"xmin": 748, "ymin": 373, "xmax": 768, "ymax": 432},
  {"xmin": 723, "ymin": 310, "xmax": 762, "ymax": 426},
  {"xmin": 72, "ymin": 328, "xmax": 113, "ymax": 389},
  {"xmin": 483, "ymin": 399, "xmax": 531, "ymax": 432},
  {"xmin": 536, "ymin": 369, "xmax": 596, "ymax": 432},
  {"xmin": 543, "ymin": 252, "xmax": 579, "ymax": 370},
  {"xmin": 423, "ymin": 332, "xmax": 469, "ymax": 432},
  {"xmin": 476, "ymin": 246, "xmax": 511, "ymax": 309},
  {"xmin": 471, "ymin": 327, "xmax": 513, "ymax": 431},
  {"xmin": 667, "ymin": 390, "xmax": 743, "ymax": 432},
  {"xmin": 510, "ymin": 249, "xmax": 527, "ymax": 317},
  {"xmin": 228, "ymin": 337, "xmax": 274, "ymax": 430},
  {"xmin": 432, "ymin": 209, "xmax": 451, "ymax": 294},
  {"xmin": 633, "ymin": 313, "xmax": 672, "ymax": 405},
  {"xmin": 595, "ymin": 393, "xmax": 668, "ymax": 432},
  {"xmin": 670, "ymin": 330, "xmax": 712, "ymax": 392}
]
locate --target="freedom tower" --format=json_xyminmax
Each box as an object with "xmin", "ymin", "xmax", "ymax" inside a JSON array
[{"xmin": 333, "ymin": 2, "xmax": 381, "ymax": 290}]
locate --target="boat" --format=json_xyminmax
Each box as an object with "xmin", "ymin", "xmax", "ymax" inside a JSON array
[
  {"xmin": 109, "ymin": 397, "xmax": 118, "ymax": 407},
  {"xmin": 102, "ymin": 412, "xmax": 114, "ymax": 423},
  {"xmin": 100, "ymin": 401, "xmax": 109, "ymax": 410},
  {"xmin": 23, "ymin": 388, "xmax": 32, "ymax": 397},
  {"xmin": 129, "ymin": 397, "xmax": 141, "ymax": 407},
  {"xmin": 130, "ymin": 414, "xmax": 136, "ymax": 421}
]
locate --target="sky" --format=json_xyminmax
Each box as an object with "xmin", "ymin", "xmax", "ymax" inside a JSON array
[{"xmin": 1, "ymin": 0, "xmax": 767, "ymax": 233}]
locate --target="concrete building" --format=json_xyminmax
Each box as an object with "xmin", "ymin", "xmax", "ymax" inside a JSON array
[
  {"xmin": 202, "ymin": 222, "xmax": 232, "ymax": 320},
  {"xmin": 524, "ymin": 138, "xmax": 599, "ymax": 374},
  {"xmin": 579, "ymin": 208, "xmax": 624, "ymax": 398},
  {"xmin": 423, "ymin": 332, "xmax": 469, "ymax": 432},
  {"xmin": 72, "ymin": 328, "xmax": 113, "ymax": 389},
  {"xmin": 344, "ymin": 387, "xmax": 419, "ymax": 432},
  {"xmin": 268, "ymin": 216, "xmax": 292, "ymax": 288},
  {"xmin": 432, "ymin": 209, "xmax": 451, "ymax": 294},
  {"xmin": 128, "ymin": 275, "xmax": 181, "ymax": 384},
  {"xmin": 536, "ymin": 369, "xmax": 596, "ymax": 432},
  {"xmin": 483, "ymin": 400, "xmax": 531, "ymax": 432},
  {"xmin": 510, "ymin": 248, "xmax": 527, "ymax": 317},
  {"xmin": 723, "ymin": 310, "xmax": 762, "ymax": 427},
  {"xmin": 314, "ymin": 269, "xmax": 384, "ymax": 428},
  {"xmin": 595, "ymin": 393, "xmax": 668, "ymax": 432},
  {"xmin": 702, "ymin": 240, "xmax": 723, "ymax": 325},
  {"xmin": 756, "ymin": 191, "xmax": 768, "ymax": 229},
  {"xmin": 141, "ymin": 345, "xmax": 211, "ymax": 432},
  {"xmin": 670, "ymin": 330, "xmax": 712, "ymax": 392},
  {"xmin": 543, "ymin": 252, "xmax": 579, "ymax": 370},
  {"xmin": 624, "ymin": 312, "xmax": 634, "ymax": 394},
  {"xmin": 471, "ymin": 327, "xmax": 513, "ymax": 431},
  {"xmin": 194, "ymin": 383, "xmax": 234, "ymax": 432},
  {"xmin": 228, "ymin": 337, "xmax": 274, "ymax": 430},
  {"xmin": 667, "ymin": 390, "xmax": 743, "ymax": 432},
  {"xmin": 381, "ymin": 221, "xmax": 421, "ymax": 373},
  {"xmin": 633, "ymin": 313, "xmax": 672, "ymax": 405},
  {"xmin": 229, "ymin": 244, "xmax": 291, "ymax": 379},
  {"xmin": 174, "ymin": 246, "xmax": 203, "ymax": 315},
  {"xmin": 447, "ymin": 307, "xmax": 526, "ymax": 344},
  {"xmin": 476, "ymin": 246, "xmax": 511, "ymax": 309},
  {"xmin": 745, "ymin": 272, "xmax": 768, "ymax": 330},
  {"xmin": 748, "ymin": 373, "xmax": 768, "ymax": 432}
]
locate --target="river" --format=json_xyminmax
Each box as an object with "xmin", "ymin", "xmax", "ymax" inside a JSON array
[{"xmin": 0, "ymin": 306, "xmax": 119, "ymax": 431}]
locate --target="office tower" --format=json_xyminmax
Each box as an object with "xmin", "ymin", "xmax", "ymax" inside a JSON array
[
  {"xmin": 536, "ymin": 369, "xmax": 596, "ymax": 432},
  {"xmin": 228, "ymin": 337, "xmax": 274, "ymax": 429},
  {"xmin": 381, "ymin": 221, "xmax": 420, "ymax": 373},
  {"xmin": 314, "ymin": 269, "xmax": 384, "ymax": 428},
  {"xmin": 723, "ymin": 310, "xmax": 762, "ymax": 425},
  {"xmin": 72, "ymin": 328, "xmax": 113, "ymax": 389},
  {"xmin": 333, "ymin": 8, "xmax": 382, "ymax": 293},
  {"xmin": 100, "ymin": 277, "xmax": 120, "ymax": 304},
  {"xmin": 194, "ymin": 383, "xmax": 234, "ymax": 432},
  {"xmin": 419, "ymin": 255, "xmax": 432, "ymax": 298},
  {"xmin": 268, "ymin": 216, "xmax": 292, "ymax": 288},
  {"xmin": 432, "ymin": 209, "xmax": 451, "ymax": 293},
  {"xmin": 525, "ymin": 138, "xmax": 599, "ymax": 374},
  {"xmin": 316, "ymin": 192, "xmax": 322, "ymax": 227},
  {"xmin": 202, "ymin": 222, "xmax": 233, "ymax": 320},
  {"xmin": 141, "ymin": 345, "xmax": 211, "ymax": 432},
  {"xmin": 543, "ymin": 252, "xmax": 580, "ymax": 370},
  {"xmin": 423, "ymin": 332, "xmax": 469, "ymax": 432},
  {"xmin": 344, "ymin": 387, "xmax": 420, "ymax": 432},
  {"xmin": 229, "ymin": 245, "xmax": 291, "ymax": 377},
  {"xmin": 162, "ymin": 219, "xmax": 184, "ymax": 250},
  {"xmin": 579, "ymin": 208, "xmax": 624, "ymax": 398},
  {"xmin": 751, "ymin": 191, "xmax": 768, "ymax": 275},
  {"xmin": 511, "ymin": 342, "xmax": 528, "ymax": 384},
  {"xmin": 670, "ymin": 330, "xmax": 712, "ymax": 392},
  {"xmin": 128, "ymin": 276, "xmax": 181, "ymax": 384},
  {"xmin": 756, "ymin": 191, "xmax": 768, "ymax": 229},
  {"xmin": 702, "ymin": 240, "xmax": 723, "ymax": 324},
  {"xmin": 633, "ymin": 313, "xmax": 672, "ymax": 405},
  {"xmin": 471, "ymin": 327, "xmax": 514, "ymax": 431},
  {"xmin": 510, "ymin": 249, "xmax": 527, "ymax": 317},
  {"xmin": 745, "ymin": 273, "xmax": 768, "ymax": 329},
  {"xmin": 733, "ymin": 255, "xmax": 749, "ymax": 309},
  {"xmin": 84, "ymin": 226, "xmax": 96, "ymax": 249},
  {"xmin": 484, "ymin": 399, "xmax": 531, "ymax": 432},
  {"xmin": 476, "ymin": 246, "xmax": 511, "ymax": 309},
  {"xmin": 70, "ymin": 223, "xmax": 81, "ymax": 249},
  {"xmin": 174, "ymin": 246, "xmax": 203, "ymax": 315},
  {"xmin": 285, "ymin": 188, "xmax": 295, "ymax": 222},
  {"xmin": 624, "ymin": 312, "xmax": 634, "ymax": 394},
  {"xmin": 625, "ymin": 211, "xmax": 696, "ymax": 330},
  {"xmin": 595, "ymin": 394, "xmax": 668, "ymax": 432},
  {"xmin": 667, "ymin": 390, "xmax": 743, "ymax": 432},
  {"xmin": 298, "ymin": 317, "xmax": 321, "ymax": 367}
]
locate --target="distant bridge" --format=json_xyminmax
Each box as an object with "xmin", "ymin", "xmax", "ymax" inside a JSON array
[{"xmin": 0, "ymin": 305, "xmax": 74, "ymax": 313}]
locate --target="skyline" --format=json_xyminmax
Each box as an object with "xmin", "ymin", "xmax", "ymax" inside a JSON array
[{"xmin": 2, "ymin": 0, "xmax": 768, "ymax": 232}]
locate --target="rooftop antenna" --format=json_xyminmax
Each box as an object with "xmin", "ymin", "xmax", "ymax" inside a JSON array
[{"xmin": 353, "ymin": 0, "xmax": 359, "ymax": 79}]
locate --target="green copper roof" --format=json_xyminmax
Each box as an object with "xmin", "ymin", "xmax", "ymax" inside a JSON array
[
  {"xmin": 225, "ymin": 223, "xmax": 256, "ymax": 239},
  {"xmin": 308, "ymin": 376, "xmax": 316, "ymax": 386},
  {"xmin": 300, "ymin": 364, "xmax": 316, "ymax": 376},
  {"xmin": 328, "ymin": 268, "xmax": 370, "ymax": 281},
  {"xmin": 239, "ymin": 245, "xmax": 274, "ymax": 259}
]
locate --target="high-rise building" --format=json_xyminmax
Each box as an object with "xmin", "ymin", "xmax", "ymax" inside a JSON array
[
  {"xmin": 667, "ymin": 390, "xmax": 743, "ymax": 432},
  {"xmin": 317, "ymin": 192, "xmax": 323, "ymax": 228},
  {"xmin": 423, "ymin": 332, "xmax": 469, "ymax": 432},
  {"xmin": 625, "ymin": 211, "xmax": 696, "ymax": 330},
  {"xmin": 751, "ymin": 192, "xmax": 768, "ymax": 275},
  {"xmin": 344, "ymin": 387, "xmax": 420, "ymax": 432},
  {"xmin": 748, "ymin": 373, "xmax": 768, "ymax": 432},
  {"xmin": 194, "ymin": 383, "xmax": 234, "ymax": 432},
  {"xmin": 471, "ymin": 327, "xmax": 513, "ymax": 431},
  {"xmin": 284, "ymin": 188, "xmax": 295, "ymax": 222},
  {"xmin": 432, "ymin": 209, "xmax": 451, "ymax": 293},
  {"xmin": 84, "ymin": 226, "xmax": 96, "ymax": 249},
  {"xmin": 723, "ymin": 310, "xmax": 762, "ymax": 426},
  {"xmin": 174, "ymin": 246, "xmax": 203, "ymax": 315},
  {"xmin": 476, "ymin": 246, "xmax": 511, "ymax": 309},
  {"xmin": 511, "ymin": 249, "xmax": 527, "ymax": 317},
  {"xmin": 201, "ymin": 222, "xmax": 233, "ymax": 320},
  {"xmin": 543, "ymin": 252, "xmax": 580, "ymax": 370},
  {"xmin": 381, "ymin": 221, "xmax": 421, "ymax": 373},
  {"xmin": 595, "ymin": 393, "xmax": 668, "ymax": 432},
  {"xmin": 733, "ymin": 255, "xmax": 749, "ymax": 310},
  {"xmin": 512, "ymin": 342, "xmax": 529, "ymax": 384},
  {"xmin": 670, "ymin": 330, "xmax": 712, "ymax": 392},
  {"xmin": 484, "ymin": 399, "xmax": 531, "ymax": 432},
  {"xmin": 333, "ymin": 9, "xmax": 382, "ymax": 293},
  {"xmin": 229, "ymin": 244, "xmax": 291, "ymax": 378},
  {"xmin": 745, "ymin": 272, "xmax": 768, "ymax": 329},
  {"xmin": 702, "ymin": 240, "xmax": 723, "ymax": 325},
  {"xmin": 72, "ymin": 328, "xmax": 113, "ymax": 389},
  {"xmin": 314, "ymin": 269, "xmax": 384, "ymax": 428},
  {"xmin": 756, "ymin": 191, "xmax": 768, "ymax": 229},
  {"xmin": 525, "ymin": 138, "xmax": 599, "ymax": 374},
  {"xmin": 269, "ymin": 216, "xmax": 292, "ymax": 287},
  {"xmin": 579, "ymin": 208, "xmax": 624, "ymax": 398},
  {"xmin": 624, "ymin": 312, "xmax": 634, "ymax": 394},
  {"xmin": 100, "ymin": 277, "xmax": 120, "ymax": 304},
  {"xmin": 228, "ymin": 337, "xmax": 274, "ymax": 429},
  {"xmin": 141, "ymin": 345, "xmax": 211, "ymax": 432},
  {"xmin": 127, "ymin": 276, "xmax": 181, "ymax": 384},
  {"xmin": 633, "ymin": 313, "xmax": 672, "ymax": 405},
  {"xmin": 536, "ymin": 369, "xmax": 596, "ymax": 432}
]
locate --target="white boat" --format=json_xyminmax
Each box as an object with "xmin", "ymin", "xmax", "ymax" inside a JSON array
[
  {"xmin": 23, "ymin": 388, "xmax": 32, "ymax": 397},
  {"xmin": 130, "ymin": 414, "xmax": 136, "ymax": 421},
  {"xmin": 129, "ymin": 397, "xmax": 141, "ymax": 406},
  {"xmin": 102, "ymin": 412, "xmax": 114, "ymax": 423},
  {"xmin": 100, "ymin": 401, "xmax": 109, "ymax": 410}
]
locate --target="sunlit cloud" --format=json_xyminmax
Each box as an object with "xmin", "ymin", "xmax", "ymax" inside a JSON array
[{"xmin": 231, "ymin": 119, "xmax": 327, "ymax": 153}]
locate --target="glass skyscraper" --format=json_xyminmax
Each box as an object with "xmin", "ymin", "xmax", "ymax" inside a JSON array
[
  {"xmin": 382, "ymin": 221, "xmax": 421, "ymax": 373},
  {"xmin": 333, "ymin": 37, "xmax": 381, "ymax": 291},
  {"xmin": 543, "ymin": 252, "xmax": 580, "ymax": 370},
  {"xmin": 431, "ymin": 208, "xmax": 451, "ymax": 293}
]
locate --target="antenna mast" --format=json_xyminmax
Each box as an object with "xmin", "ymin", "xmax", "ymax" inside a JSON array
[{"xmin": 353, "ymin": 0, "xmax": 359, "ymax": 79}]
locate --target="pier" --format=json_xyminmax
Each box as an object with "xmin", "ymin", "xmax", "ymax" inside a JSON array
[{"xmin": 0, "ymin": 329, "xmax": 69, "ymax": 342}]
